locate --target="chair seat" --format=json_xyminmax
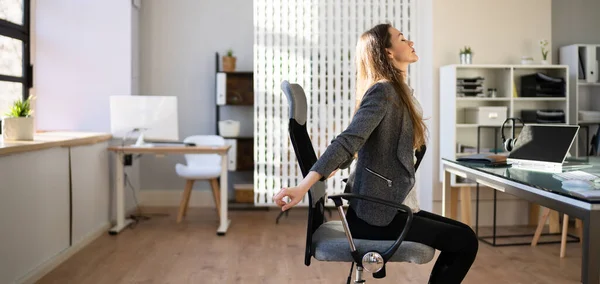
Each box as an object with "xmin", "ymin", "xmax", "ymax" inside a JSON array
[
  {"xmin": 312, "ymin": 221, "xmax": 435, "ymax": 264},
  {"xmin": 175, "ymin": 164, "xmax": 221, "ymax": 179}
]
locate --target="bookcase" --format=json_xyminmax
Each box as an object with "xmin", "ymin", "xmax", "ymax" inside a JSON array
[
  {"xmin": 214, "ymin": 53, "xmax": 255, "ymax": 205},
  {"xmin": 439, "ymin": 64, "xmax": 570, "ymax": 185},
  {"xmin": 559, "ymin": 44, "xmax": 600, "ymax": 157}
]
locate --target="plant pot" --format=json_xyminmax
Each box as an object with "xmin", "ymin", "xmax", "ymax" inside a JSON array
[
  {"xmin": 460, "ymin": 53, "xmax": 472, "ymax": 64},
  {"xmin": 222, "ymin": 56, "xmax": 237, "ymax": 72},
  {"xmin": 2, "ymin": 116, "xmax": 34, "ymax": 141},
  {"xmin": 540, "ymin": 59, "xmax": 550, "ymax": 65}
]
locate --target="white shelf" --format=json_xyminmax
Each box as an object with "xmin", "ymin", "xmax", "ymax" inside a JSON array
[
  {"xmin": 440, "ymin": 64, "xmax": 570, "ymax": 183},
  {"xmin": 451, "ymin": 64, "xmax": 512, "ymax": 69},
  {"xmin": 560, "ymin": 44, "xmax": 600, "ymax": 157},
  {"xmin": 513, "ymin": 97, "xmax": 567, "ymax": 101},
  {"xmin": 512, "ymin": 64, "xmax": 569, "ymax": 69},
  {"xmin": 457, "ymin": 97, "xmax": 511, "ymax": 101},
  {"xmin": 577, "ymin": 81, "xmax": 600, "ymax": 86}
]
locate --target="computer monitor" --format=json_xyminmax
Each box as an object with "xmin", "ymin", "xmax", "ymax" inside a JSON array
[
  {"xmin": 109, "ymin": 95, "xmax": 179, "ymax": 146},
  {"xmin": 507, "ymin": 124, "xmax": 579, "ymax": 171}
]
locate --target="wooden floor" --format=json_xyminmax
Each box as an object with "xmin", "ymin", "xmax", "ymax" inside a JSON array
[{"xmin": 38, "ymin": 207, "xmax": 583, "ymax": 284}]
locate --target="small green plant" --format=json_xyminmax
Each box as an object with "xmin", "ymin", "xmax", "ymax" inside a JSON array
[
  {"xmin": 539, "ymin": 40, "xmax": 549, "ymax": 60},
  {"xmin": 5, "ymin": 96, "xmax": 32, "ymax": 118},
  {"xmin": 226, "ymin": 49, "xmax": 234, "ymax": 57},
  {"xmin": 460, "ymin": 46, "xmax": 472, "ymax": 55}
]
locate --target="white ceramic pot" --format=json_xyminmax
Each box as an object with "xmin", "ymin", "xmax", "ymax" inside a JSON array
[
  {"xmin": 218, "ymin": 120, "xmax": 240, "ymax": 137},
  {"xmin": 2, "ymin": 116, "xmax": 34, "ymax": 141}
]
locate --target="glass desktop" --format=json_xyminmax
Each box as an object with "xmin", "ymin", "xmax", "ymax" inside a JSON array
[{"xmin": 444, "ymin": 157, "xmax": 600, "ymax": 203}]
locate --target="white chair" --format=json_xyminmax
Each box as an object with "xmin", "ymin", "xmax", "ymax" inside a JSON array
[{"xmin": 175, "ymin": 135, "xmax": 224, "ymax": 223}]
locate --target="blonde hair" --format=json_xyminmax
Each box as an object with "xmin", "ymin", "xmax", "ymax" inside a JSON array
[{"xmin": 355, "ymin": 23, "xmax": 427, "ymax": 149}]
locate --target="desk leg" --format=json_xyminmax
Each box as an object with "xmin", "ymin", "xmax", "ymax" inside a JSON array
[
  {"xmin": 217, "ymin": 153, "xmax": 231, "ymax": 236},
  {"xmin": 460, "ymin": 186, "xmax": 472, "ymax": 227},
  {"xmin": 442, "ymin": 169, "xmax": 452, "ymax": 218},
  {"xmin": 109, "ymin": 152, "xmax": 134, "ymax": 235},
  {"xmin": 583, "ymin": 210, "xmax": 600, "ymax": 284}
]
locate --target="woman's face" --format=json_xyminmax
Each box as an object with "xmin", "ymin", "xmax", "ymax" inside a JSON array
[{"xmin": 386, "ymin": 26, "xmax": 418, "ymax": 67}]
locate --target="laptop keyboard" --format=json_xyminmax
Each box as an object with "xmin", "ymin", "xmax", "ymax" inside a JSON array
[{"xmin": 553, "ymin": 171, "xmax": 600, "ymax": 182}]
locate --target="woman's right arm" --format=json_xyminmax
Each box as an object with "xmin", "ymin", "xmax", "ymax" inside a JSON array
[
  {"xmin": 309, "ymin": 83, "xmax": 389, "ymax": 180},
  {"xmin": 273, "ymin": 171, "xmax": 323, "ymax": 211}
]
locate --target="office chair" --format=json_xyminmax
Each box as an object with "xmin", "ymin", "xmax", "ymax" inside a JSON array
[
  {"xmin": 281, "ymin": 80, "xmax": 435, "ymax": 283},
  {"xmin": 175, "ymin": 135, "xmax": 224, "ymax": 223}
]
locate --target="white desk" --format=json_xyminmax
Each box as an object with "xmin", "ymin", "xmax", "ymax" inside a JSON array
[{"xmin": 108, "ymin": 144, "xmax": 231, "ymax": 236}]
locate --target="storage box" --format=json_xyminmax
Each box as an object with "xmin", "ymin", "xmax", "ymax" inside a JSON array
[
  {"xmin": 234, "ymin": 184, "xmax": 254, "ymax": 203},
  {"xmin": 464, "ymin": 106, "xmax": 507, "ymax": 125}
]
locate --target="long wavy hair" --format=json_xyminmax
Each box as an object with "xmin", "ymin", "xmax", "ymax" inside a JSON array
[{"xmin": 355, "ymin": 23, "xmax": 427, "ymax": 149}]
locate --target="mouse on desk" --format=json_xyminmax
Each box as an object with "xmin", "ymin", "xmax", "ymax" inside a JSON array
[{"xmin": 184, "ymin": 142, "xmax": 196, "ymax": 147}]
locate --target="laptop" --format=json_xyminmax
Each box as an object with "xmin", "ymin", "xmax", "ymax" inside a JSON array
[{"xmin": 507, "ymin": 124, "xmax": 581, "ymax": 173}]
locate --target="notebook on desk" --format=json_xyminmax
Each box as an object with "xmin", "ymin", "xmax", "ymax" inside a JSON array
[{"xmin": 457, "ymin": 153, "xmax": 507, "ymax": 164}]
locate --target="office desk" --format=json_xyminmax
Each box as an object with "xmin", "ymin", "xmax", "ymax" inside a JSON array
[
  {"xmin": 442, "ymin": 158, "xmax": 600, "ymax": 284},
  {"xmin": 108, "ymin": 145, "xmax": 231, "ymax": 236}
]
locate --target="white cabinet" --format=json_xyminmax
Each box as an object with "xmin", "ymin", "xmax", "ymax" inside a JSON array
[
  {"xmin": 559, "ymin": 44, "xmax": 600, "ymax": 156},
  {"xmin": 0, "ymin": 139, "xmax": 111, "ymax": 284},
  {"xmin": 0, "ymin": 148, "xmax": 70, "ymax": 284},
  {"xmin": 71, "ymin": 142, "xmax": 110, "ymax": 245},
  {"xmin": 439, "ymin": 64, "xmax": 570, "ymax": 184}
]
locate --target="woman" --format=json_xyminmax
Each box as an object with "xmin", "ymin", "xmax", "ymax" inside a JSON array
[{"xmin": 273, "ymin": 23, "xmax": 478, "ymax": 283}]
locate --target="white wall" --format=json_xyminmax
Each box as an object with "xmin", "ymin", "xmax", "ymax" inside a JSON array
[
  {"xmin": 552, "ymin": 0, "xmax": 600, "ymax": 62},
  {"xmin": 415, "ymin": 0, "xmax": 434, "ymax": 212},
  {"xmin": 34, "ymin": 0, "xmax": 133, "ymax": 132},
  {"xmin": 138, "ymin": 0, "xmax": 254, "ymax": 195},
  {"xmin": 32, "ymin": 0, "xmax": 140, "ymax": 224},
  {"xmin": 419, "ymin": 0, "xmax": 551, "ymax": 225}
]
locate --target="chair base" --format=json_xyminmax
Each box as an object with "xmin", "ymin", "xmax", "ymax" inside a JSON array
[{"xmin": 346, "ymin": 263, "xmax": 365, "ymax": 284}]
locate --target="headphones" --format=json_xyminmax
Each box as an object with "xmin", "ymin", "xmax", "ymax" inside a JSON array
[{"xmin": 501, "ymin": 117, "xmax": 525, "ymax": 152}]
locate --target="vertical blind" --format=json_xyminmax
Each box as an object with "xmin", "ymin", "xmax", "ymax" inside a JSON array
[{"xmin": 254, "ymin": 0, "xmax": 415, "ymax": 206}]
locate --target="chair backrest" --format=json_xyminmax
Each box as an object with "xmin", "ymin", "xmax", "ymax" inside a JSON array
[
  {"xmin": 182, "ymin": 135, "xmax": 225, "ymax": 166},
  {"xmin": 281, "ymin": 80, "xmax": 427, "ymax": 266},
  {"xmin": 281, "ymin": 80, "xmax": 326, "ymax": 267}
]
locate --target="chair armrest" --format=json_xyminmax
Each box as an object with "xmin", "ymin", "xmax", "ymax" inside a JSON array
[
  {"xmin": 328, "ymin": 193, "xmax": 412, "ymax": 213},
  {"xmin": 327, "ymin": 193, "xmax": 413, "ymax": 264}
]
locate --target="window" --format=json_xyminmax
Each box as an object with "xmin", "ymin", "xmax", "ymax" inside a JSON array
[{"xmin": 0, "ymin": 0, "xmax": 31, "ymax": 118}]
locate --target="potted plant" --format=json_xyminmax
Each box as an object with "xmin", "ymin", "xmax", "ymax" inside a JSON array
[
  {"xmin": 2, "ymin": 96, "xmax": 34, "ymax": 141},
  {"xmin": 540, "ymin": 40, "xmax": 549, "ymax": 64},
  {"xmin": 222, "ymin": 49, "xmax": 236, "ymax": 72},
  {"xmin": 460, "ymin": 46, "xmax": 473, "ymax": 64}
]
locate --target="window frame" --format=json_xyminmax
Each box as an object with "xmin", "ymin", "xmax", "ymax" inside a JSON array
[{"xmin": 0, "ymin": 0, "xmax": 32, "ymax": 101}]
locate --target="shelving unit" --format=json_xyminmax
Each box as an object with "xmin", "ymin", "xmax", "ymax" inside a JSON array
[
  {"xmin": 214, "ymin": 53, "xmax": 258, "ymax": 207},
  {"xmin": 439, "ymin": 64, "xmax": 570, "ymax": 185},
  {"xmin": 559, "ymin": 44, "xmax": 600, "ymax": 156}
]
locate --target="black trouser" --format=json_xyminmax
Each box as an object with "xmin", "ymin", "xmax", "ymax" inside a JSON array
[{"xmin": 346, "ymin": 207, "xmax": 478, "ymax": 284}]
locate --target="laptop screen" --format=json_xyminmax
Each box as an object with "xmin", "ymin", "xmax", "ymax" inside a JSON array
[{"xmin": 508, "ymin": 124, "xmax": 579, "ymax": 164}]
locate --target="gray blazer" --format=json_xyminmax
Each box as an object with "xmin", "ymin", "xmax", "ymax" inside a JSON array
[{"xmin": 310, "ymin": 81, "xmax": 416, "ymax": 227}]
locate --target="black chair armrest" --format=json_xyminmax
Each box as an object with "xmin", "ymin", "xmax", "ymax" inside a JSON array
[
  {"xmin": 327, "ymin": 193, "xmax": 413, "ymax": 264},
  {"xmin": 328, "ymin": 193, "xmax": 412, "ymax": 213}
]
